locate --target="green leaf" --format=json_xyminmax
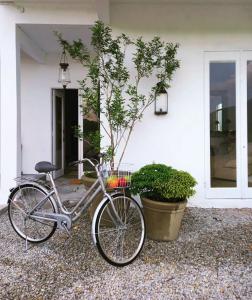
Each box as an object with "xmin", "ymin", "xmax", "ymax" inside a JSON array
[{"xmin": 56, "ymin": 22, "xmax": 180, "ymax": 165}]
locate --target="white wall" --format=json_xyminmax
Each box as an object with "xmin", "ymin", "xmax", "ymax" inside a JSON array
[
  {"xmin": 110, "ymin": 2, "xmax": 252, "ymax": 208},
  {"xmin": 0, "ymin": 1, "xmax": 97, "ymax": 204},
  {"xmin": 20, "ymin": 52, "xmax": 86, "ymax": 174},
  {"xmin": 2, "ymin": 1, "xmax": 252, "ymax": 207}
]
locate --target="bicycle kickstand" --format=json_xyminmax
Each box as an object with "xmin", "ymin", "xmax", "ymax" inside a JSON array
[{"xmin": 24, "ymin": 219, "xmax": 28, "ymax": 253}]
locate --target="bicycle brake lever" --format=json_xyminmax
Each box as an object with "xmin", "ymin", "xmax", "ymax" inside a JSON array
[{"xmin": 68, "ymin": 161, "xmax": 80, "ymax": 167}]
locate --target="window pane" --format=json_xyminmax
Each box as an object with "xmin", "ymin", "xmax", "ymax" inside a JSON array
[
  {"xmin": 210, "ymin": 62, "xmax": 236, "ymax": 187},
  {"xmin": 247, "ymin": 61, "xmax": 252, "ymax": 187}
]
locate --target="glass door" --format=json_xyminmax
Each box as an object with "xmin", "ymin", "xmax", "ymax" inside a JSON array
[
  {"xmin": 205, "ymin": 52, "xmax": 242, "ymax": 198},
  {"xmin": 241, "ymin": 51, "xmax": 252, "ymax": 198}
]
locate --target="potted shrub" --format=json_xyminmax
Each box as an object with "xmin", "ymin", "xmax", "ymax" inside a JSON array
[{"xmin": 131, "ymin": 164, "xmax": 197, "ymax": 241}]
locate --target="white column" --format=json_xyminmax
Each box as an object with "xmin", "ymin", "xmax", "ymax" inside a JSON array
[{"xmin": 0, "ymin": 11, "xmax": 21, "ymax": 204}]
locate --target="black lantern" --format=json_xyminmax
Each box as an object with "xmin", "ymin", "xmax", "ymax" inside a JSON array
[
  {"xmin": 154, "ymin": 82, "xmax": 168, "ymax": 115},
  {"xmin": 58, "ymin": 47, "xmax": 71, "ymax": 89}
]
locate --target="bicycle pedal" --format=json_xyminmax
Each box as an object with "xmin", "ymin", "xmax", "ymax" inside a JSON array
[{"xmin": 61, "ymin": 221, "xmax": 71, "ymax": 237}]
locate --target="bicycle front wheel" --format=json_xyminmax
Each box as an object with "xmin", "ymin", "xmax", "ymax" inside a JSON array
[
  {"xmin": 8, "ymin": 184, "xmax": 57, "ymax": 243},
  {"xmin": 94, "ymin": 195, "xmax": 145, "ymax": 266}
]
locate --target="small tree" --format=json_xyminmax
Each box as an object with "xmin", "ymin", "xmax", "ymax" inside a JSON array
[{"xmin": 57, "ymin": 21, "xmax": 180, "ymax": 169}]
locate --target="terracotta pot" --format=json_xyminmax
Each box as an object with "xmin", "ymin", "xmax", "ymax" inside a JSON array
[
  {"xmin": 82, "ymin": 175, "xmax": 104, "ymax": 220},
  {"xmin": 82, "ymin": 175, "xmax": 112, "ymax": 225},
  {"xmin": 141, "ymin": 197, "xmax": 187, "ymax": 241}
]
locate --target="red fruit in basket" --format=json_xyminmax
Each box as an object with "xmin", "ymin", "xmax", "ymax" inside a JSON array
[
  {"xmin": 107, "ymin": 175, "xmax": 115, "ymax": 185},
  {"xmin": 107, "ymin": 176, "xmax": 119, "ymax": 188},
  {"xmin": 118, "ymin": 177, "xmax": 127, "ymax": 187}
]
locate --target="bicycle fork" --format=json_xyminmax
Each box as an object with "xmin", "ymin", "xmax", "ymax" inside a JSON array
[{"xmin": 91, "ymin": 193, "xmax": 125, "ymax": 246}]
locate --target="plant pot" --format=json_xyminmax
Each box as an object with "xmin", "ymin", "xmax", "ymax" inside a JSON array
[
  {"xmin": 141, "ymin": 197, "xmax": 187, "ymax": 241},
  {"xmin": 82, "ymin": 175, "xmax": 112, "ymax": 225},
  {"xmin": 82, "ymin": 175, "xmax": 104, "ymax": 220}
]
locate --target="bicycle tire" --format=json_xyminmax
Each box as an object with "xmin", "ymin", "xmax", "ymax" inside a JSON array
[
  {"xmin": 8, "ymin": 184, "xmax": 57, "ymax": 243},
  {"xmin": 94, "ymin": 195, "xmax": 145, "ymax": 267}
]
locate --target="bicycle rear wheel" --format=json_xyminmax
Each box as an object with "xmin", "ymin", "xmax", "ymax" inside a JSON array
[
  {"xmin": 93, "ymin": 195, "xmax": 145, "ymax": 266},
  {"xmin": 8, "ymin": 184, "xmax": 57, "ymax": 243}
]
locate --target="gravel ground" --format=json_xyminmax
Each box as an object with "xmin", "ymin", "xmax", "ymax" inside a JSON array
[{"xmin": 0, "ymin": 207, "xmax": 251, "ymax": 299}]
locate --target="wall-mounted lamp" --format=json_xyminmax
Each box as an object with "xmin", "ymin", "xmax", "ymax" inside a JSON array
[
  {"xmin": 58, "ymin": 48, "xmax": 71, "ymax": 89},
  {"xmin": 154, "ymin": 82, "xmax": 168, "ymax": 115},
  {"xmin": 0, "ymin": 1, "xmax": 25, "ymax": 13}
]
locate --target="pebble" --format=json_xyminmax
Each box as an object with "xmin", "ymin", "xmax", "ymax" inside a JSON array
[{"xmin": 0, "ymin": 208, "xmax": 251, "ymax": 299}]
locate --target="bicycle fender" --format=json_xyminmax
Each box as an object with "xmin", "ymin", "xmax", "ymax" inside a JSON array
[
  {"xmin": 91, "ymin": 194, "xmax": 112, "ymax": 245},
  {"xmin": 8, "ymin": 183, "xmax": 59, "ymax": 214}
]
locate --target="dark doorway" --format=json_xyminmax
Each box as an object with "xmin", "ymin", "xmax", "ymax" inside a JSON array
[
  {"xmin": 64, "ymin": 89, "xmax": 78, "ymax": 177},
  {"xmin": 52, "ymin": 88, "xmax": 100, "ymax": 178}
]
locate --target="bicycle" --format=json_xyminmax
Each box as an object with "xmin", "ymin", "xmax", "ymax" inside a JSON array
[{"xmin": 7, "ymin": 157, "xmax": 146, "ymax": 266}]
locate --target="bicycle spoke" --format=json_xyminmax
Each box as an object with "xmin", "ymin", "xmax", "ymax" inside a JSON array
[
  {"xmin": 98, "ymin": 227, "xmax": 120, "ymax": 234},
  {"xmin": 9, "ymin": 185, "xmax": 57, "ymax": 243},
  {"xmin": 95, "ymin": 195, "xmax": 145, "ymax": 266},
  {"xmin": 10, "ymin": 200, "xmax": 27, "ymax": 217}
]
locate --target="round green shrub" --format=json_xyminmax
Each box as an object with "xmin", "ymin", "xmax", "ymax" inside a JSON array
[
  {"xmin": 131, "ymin": 164, "xmax": 197, "ymax": 202},
  {"xmin": 156, "ymin": 170, "xmax": 197, "ymax": 200},
  {"xmin": 130, "ymin": 164, "xmax": 175, "ymax": 201}
]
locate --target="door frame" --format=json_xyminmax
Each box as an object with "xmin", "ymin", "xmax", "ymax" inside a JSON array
[
  {"xmin": 241, "ymin": 51, "xmax": 252, "ymax": 198},
  {"xmin": 204, "ymin": 51, "xmax": 242, "ymax": 199},
  {"xmin": 78, "ymin": 92, "xmax": 84, "ymax": 179},
  {"xmin": 52, "ymin": 89, "xmax": 65, "ymax": 178},
  {"xmin": 51, "ymin": 88, "xmax": 84, "ymax": 179}
]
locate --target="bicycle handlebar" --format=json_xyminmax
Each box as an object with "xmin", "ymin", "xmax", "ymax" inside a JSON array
[
  {"xmin": 69, "ymin": 157, "xmax": 103, "ymax": 168},
  {"xmin": 68, "ymin": 153, "xmax": 107, "ymax": 172},
  {"xmin": 80, "ymin": 158, "xmax": 97, "ymax": 167}
]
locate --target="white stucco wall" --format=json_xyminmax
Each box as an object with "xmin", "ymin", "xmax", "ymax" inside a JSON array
[
  {"xmin": 20, "ymin": 52, "xmax": 86, "ymax": 174},
  {"xmin": 0, "ymin": 2, "xmax": 97, "ymax": 203},
  {"xmin": 109, "ymin": 2, "xmax": 252, "ymax": 208},
  {"xmin": 1, "ymin": 1, "xmax": 252, "ymax": 207}
]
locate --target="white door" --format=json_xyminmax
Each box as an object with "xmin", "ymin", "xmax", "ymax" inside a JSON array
[
  {"xmin": 205, "ymin": 51, "xmax": 241, "ymax": 198},
  {"xmin": 205, "ymin": 51, "xmax": 252, "ymax": 199},
  {"xmin": 78, "ymin": 92, "xmax": 84, "ymax": 179},
  {"xmin": 52, "ymin": 89, "xmax": 65, "ymax": 178},
  {"xmin": 241, "ymin": 51, "xmax": 252, "ymax": 198}
]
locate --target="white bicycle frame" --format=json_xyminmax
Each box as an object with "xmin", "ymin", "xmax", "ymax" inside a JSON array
[{"xmin": 27, "ymin": 158, "xmax": 124, "ymax": 231}]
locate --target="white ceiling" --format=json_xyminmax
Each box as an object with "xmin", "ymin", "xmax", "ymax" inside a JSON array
[
  {"xmin": 110, "ymin": 0, "xmax": 252, "ymax": 3},
  {"xmin": 19, "ymin": 24, "xmax": 92, "ymax": 54},
  {"xmin": 7, "ymin": 1, "xmax": 90, "ymax": 3},
  {"xmin": 2, "ymin": 0, "xmax": 251, "ymax": 4},
  {"xmin": 12, "ymin": 0, "xmax": 252, "ymax": 56}
]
